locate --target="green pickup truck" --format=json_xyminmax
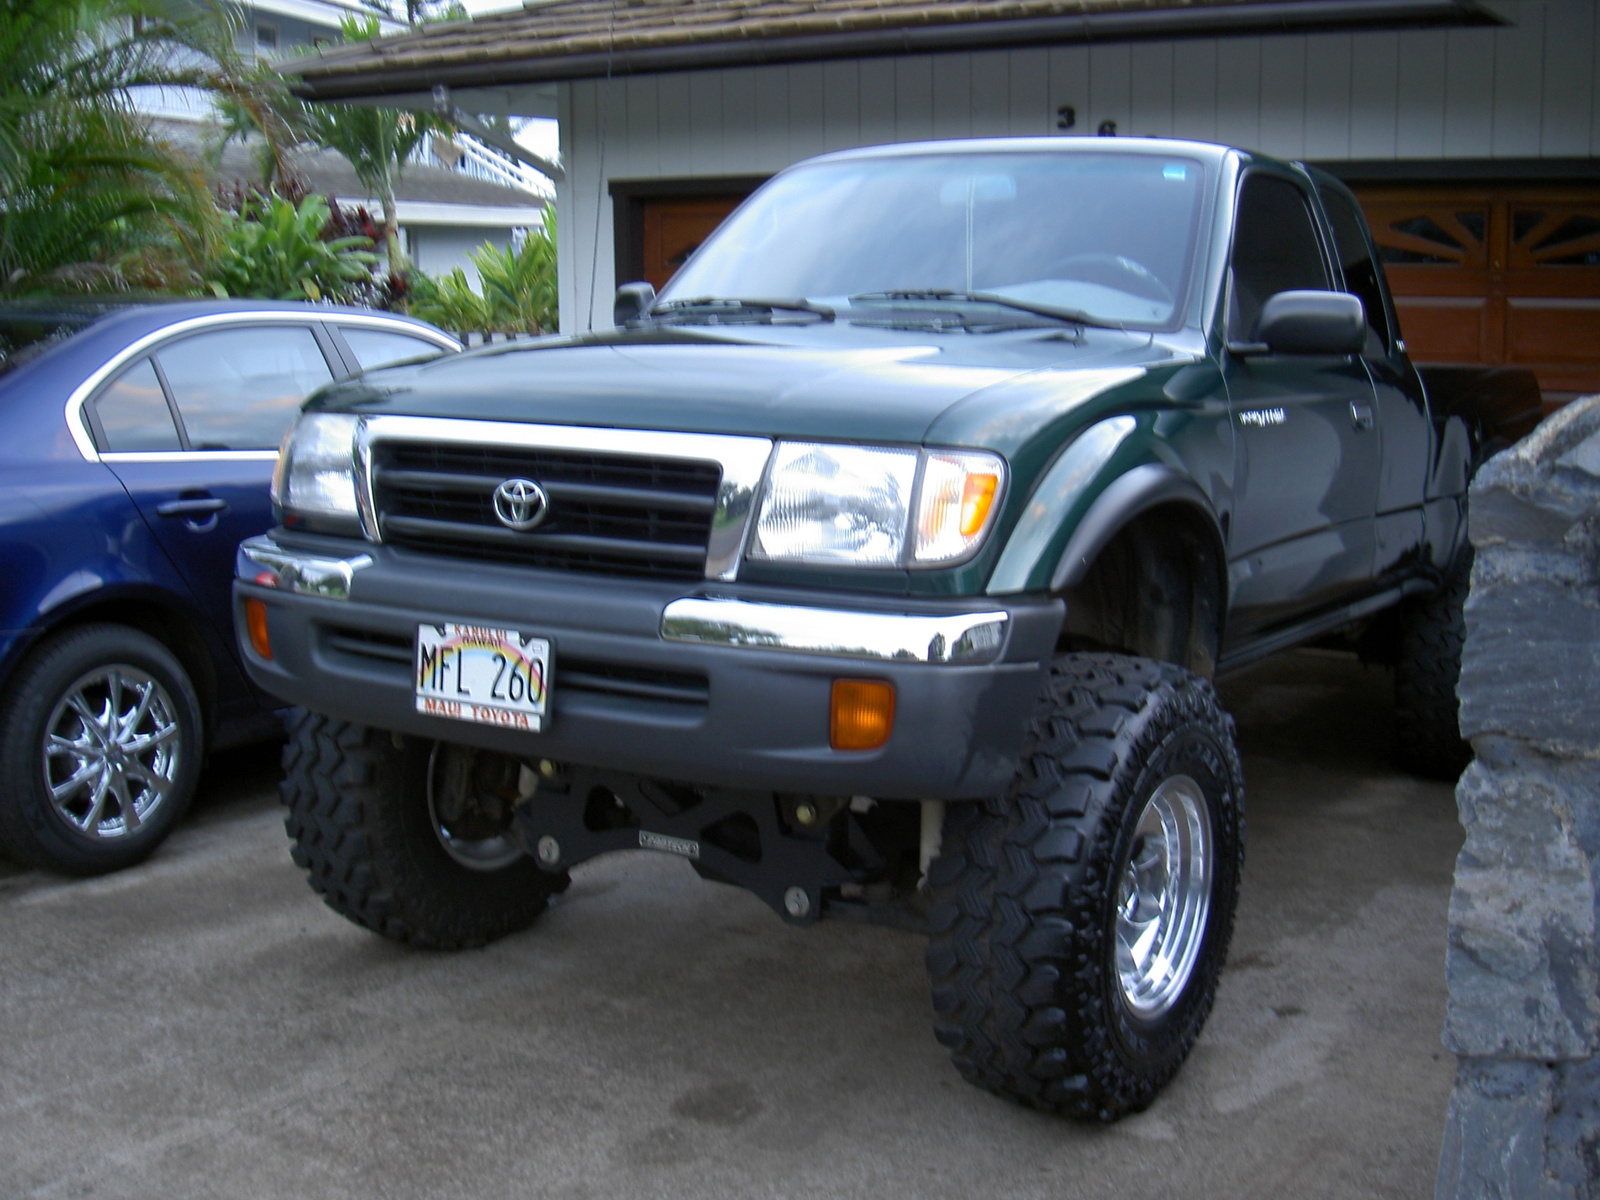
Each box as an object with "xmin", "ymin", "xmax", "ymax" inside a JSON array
[{"xmin": 235, "ymin": 138, "xmax": 1534, "ymax": 1120}]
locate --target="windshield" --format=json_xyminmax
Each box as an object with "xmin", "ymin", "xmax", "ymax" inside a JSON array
[{"xmin": 661, "ymin": 150, "xmax": 1208, "ymax": 329}]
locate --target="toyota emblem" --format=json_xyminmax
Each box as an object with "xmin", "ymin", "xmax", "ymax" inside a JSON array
[{"xmin": 492, "ymin": 478, "xmax": 550, "ymax": 531}]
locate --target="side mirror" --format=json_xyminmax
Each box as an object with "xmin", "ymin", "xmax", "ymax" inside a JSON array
[
  {"xmin": 1250, "ymin": 290, "xmax": 1366, "ymax": 356},
  {"xmin": 614, "ymin": 281, "xmax": 656, "ymax": 326}
]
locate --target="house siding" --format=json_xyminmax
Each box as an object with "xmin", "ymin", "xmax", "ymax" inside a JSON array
[{"xmin": 555, "ymin": 0, "xmax": 1600, "ymax": 331}]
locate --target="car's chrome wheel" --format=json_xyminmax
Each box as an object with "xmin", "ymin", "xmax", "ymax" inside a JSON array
[
  {"xmin": 0, "ymin": 625, "xmax": 202, "ymax": 874},
  {"xmin": 1115, "ymin": 774, "xmax": 1213, "ymax": 1019},
  {"xmin": 42, "ymin": 664, "xmax": 183, "ymax": 840}
]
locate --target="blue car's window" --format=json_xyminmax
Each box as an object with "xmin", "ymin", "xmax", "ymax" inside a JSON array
[
  {"xmin": 341, "ymin": 326, "xmax": 446, "ymax": 372},
  {"xmin": 93, "ymin": 358, "xmax": 181, "ymax": 453},
  {"xmin": 155, "ymin": 325, "xmax": 334, "ymax": 451}
]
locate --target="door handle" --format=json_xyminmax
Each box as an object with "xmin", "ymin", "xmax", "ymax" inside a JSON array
[
  {"xmin": 1350, "ymin": 403, "xmax": 1375, "ymax": 432},
  {"xmin": 156, "ymin": 497, "xmax": 229, "ymax": 518}
]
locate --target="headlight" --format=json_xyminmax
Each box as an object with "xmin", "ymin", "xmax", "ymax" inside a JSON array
[
  {"xmin": 273, "ymin": 413, "xmax": 361, "ymax": 529},
  {"xmin": 751, "ymin": 442, "xmax": 1005, "ymax": 568},
  {"xmin": 915, "ymin": 451, "xmax": 1004, "ymax": 564},
  {"xmin": 752, "ymin": 443, "xmax": 918, "ymax": 566}
]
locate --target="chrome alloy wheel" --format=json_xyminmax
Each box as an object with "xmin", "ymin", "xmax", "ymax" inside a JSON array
[
  {"xmin": 41, "ymin": 665, "xmax": 181, "ymax": 840},
  {"xmin": 1114, "ymin": 774, "xmax": 1213, "ymax": 1019},
  {"xmin": 426, "ymin": 743, "xmax": 526, "ymax": 872}
]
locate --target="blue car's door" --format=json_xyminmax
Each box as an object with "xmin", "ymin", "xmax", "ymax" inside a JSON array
[{"xmin": 89, "ymin": 322, "xmax": 338, "ymax": 657}]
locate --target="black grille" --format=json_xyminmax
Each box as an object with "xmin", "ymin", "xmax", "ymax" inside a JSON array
[{"xmin": 371, "ymin": 441, "xmax": 721, "ymax": 581}]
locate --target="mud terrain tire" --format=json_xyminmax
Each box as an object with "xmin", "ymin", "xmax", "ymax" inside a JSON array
[
  {"xmin": 1394, "ymin": 556, "xmax": 1472, "ymax": 781},
  {"xmin": 925, "ymin": 652, "xmax": 1244, "ymax": 1121},
  {"xmin": 281, "ymin": 710, "xmax": 563, "ymax": 949}
]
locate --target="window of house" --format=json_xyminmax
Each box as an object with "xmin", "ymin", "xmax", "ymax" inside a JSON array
[{"xmin": 255, "ymin": 22, "xmax": 278, "ymax": 52}]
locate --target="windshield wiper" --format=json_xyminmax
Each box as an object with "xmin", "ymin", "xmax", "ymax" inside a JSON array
[
  {"xmin": 849, "ymin": 290, "xmax": 1116, "ymax": 330},
  {"xmin": 651, "ymin": 296, "xmax": 835, "ymax": 323}
]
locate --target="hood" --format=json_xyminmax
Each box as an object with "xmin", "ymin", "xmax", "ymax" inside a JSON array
[{"xmin": 311, "ymin": 323, "xmax": 1189, "ymax": 451}]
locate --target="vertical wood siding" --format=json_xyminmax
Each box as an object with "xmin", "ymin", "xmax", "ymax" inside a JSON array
[{"xmin": 558, "ymin": 0, "xmax": 1600, "ymax": 330}]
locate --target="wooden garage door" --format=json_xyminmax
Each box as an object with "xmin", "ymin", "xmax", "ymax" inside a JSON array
[
  {"xmin": 640, "ymin": 195, "xmax": 745, "ymax": 293},
  {"xmin": 1357, "ymin": 187, "xmax": 1600, "ymax": 405}
]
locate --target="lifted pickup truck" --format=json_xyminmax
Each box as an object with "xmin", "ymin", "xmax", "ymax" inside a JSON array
[{"xmin": 236, "ymin": 138, "xmax": 1531, "ymax": 1120}]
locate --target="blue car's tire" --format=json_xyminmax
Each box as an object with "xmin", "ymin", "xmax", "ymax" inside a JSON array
[{"xmin": 0, "ymin": 624, "xmax": 203, "ymax": 875}]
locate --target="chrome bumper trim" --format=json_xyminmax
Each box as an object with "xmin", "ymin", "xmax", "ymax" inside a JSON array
[
  {"xmin": 237, "ymin": 536, "xmax": 372, "ymax": 601},
  {"xmin": 660, "ymin": 597, "xmax": 1010, "ymax": 665}
]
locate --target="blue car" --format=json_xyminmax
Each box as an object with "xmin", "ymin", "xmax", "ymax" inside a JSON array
[{"xmin": 0, "ymin": 300, "xmax": 458, "ymax": 874}]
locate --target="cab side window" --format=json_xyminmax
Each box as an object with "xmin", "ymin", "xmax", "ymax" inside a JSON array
[
  {"xmin": 91, "ymin": 358, "xmax": 181, "ymax": 453},
  {"xmin": 340, "ymin": 326, "xmax": 448, "ymax": 372},
  {"xmin": 1230, "ymin": 175, "xmax": 1330, "ymax": 338},
  {"xmin": 154, "ymin": 326, "xmax": 334, "ymax": 451},
  {"xmin": 1320, "ymin": 187, "xmax": 1394, "ymax": 356}
]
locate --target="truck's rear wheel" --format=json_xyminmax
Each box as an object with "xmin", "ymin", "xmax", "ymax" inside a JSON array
[
  {"xmin": 925, "ymin": 652, "xmax": 1244, "ymax": 1120},
  {"xmin": 281, "ymin": 710, "xmax": 565, "ymax": 949},
  {"xmin": 1394, "ymin": 555, "xmax": 1472, "ymax": 781}
]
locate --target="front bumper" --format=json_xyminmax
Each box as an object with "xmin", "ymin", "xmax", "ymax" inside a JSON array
[{"xmin": 235, "ymin": 533, "xmax": 1062, "ymax": 800}]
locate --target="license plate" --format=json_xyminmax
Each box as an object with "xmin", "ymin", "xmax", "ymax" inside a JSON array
[{"xmin": 414, "ymin": 623, "xmax": 551, "ymax": 731}]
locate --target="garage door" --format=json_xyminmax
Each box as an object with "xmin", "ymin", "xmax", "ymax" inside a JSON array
[
  {"xmin": 1357, "ymin": 187, "xmax": 1600, "ymax": 406},
  {"xmin": 639, "ymin": 195, "xmax": 747, "ymax": 293}
]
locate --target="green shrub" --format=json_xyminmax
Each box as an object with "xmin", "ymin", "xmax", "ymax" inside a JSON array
[
  {"xmin": 407, "ymin": 267, "xmax": 487, "ymax": 332},
  {"xmin": 204, "ymin": 193, "xmax": 378, "ymax": 303},
  {"xmin": 410, "ymin": 213, "xmax": 556, "ymax": 333}
]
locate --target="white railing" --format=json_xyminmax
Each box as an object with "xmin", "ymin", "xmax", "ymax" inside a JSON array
[{"xmin": 419, "ymin": 133, "xmax": 555, "ymax": 201}]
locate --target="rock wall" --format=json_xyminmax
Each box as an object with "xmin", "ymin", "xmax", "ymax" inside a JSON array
[{"xmin": 1438, "ymin": 394, "xmax": 1600, "ymax": 1199}]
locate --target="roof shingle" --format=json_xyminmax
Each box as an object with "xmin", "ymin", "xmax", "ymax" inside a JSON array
[{"xmin": 285, "ymin": 0, "xmax": 1496, "ymax": 99}]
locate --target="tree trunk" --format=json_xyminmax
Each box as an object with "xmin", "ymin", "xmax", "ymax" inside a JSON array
[{"xmin": 380, "ymin": 191, "xmax": 402, "ymax": 278}]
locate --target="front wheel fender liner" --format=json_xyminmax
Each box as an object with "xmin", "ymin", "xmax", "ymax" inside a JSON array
[{"xmin": 1049, "ymin": 464, "xmax": 1224, "ymax": 594}]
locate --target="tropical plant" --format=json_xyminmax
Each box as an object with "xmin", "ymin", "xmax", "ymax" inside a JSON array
[
  {"xmin": 409, "ymin": 214, "xmax": 557, "ymax": 334},
  {"xmin": 474, "ymin": 214, "xmax": 557, "ymax": 331},
  {"xmin": 296, "ymin": 15, "xmax": 449, "ymax": 275},
  {"xmin": 407, "ymin": 267, "xmax": 488, "ymax": 333},
  {"xmin": 204, "ymin": 193, "xmax": 377, "ymax": 303},
  {"xmin": 360, "ymin": 0, "xmax": 468, "ymax": 25},
  {"xmin": 0, "ymin": 0, "xmax": 233, "ymax": 294},
  {"xmin": 207, "ymin": 60, "xmax": 313, "ymax": 195}
]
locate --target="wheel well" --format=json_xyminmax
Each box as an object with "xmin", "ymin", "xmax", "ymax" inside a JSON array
[
  {"xmin": 27, "ymin": 598, "xmax": 219, "ymax": 737},
  {"xmin": 1055, "ymin": 505, "xmax": 1224, "ymax": 676}
]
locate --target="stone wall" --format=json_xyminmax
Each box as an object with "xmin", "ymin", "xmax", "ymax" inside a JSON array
[{"xmin": 1438, "ymin": 394, "xmax": 1600, "ymax": 1199}]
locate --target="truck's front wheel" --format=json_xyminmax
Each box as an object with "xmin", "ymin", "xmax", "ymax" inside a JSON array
[
  {"xmin": 925, "ymin": 653, "xmax": 1244, "ymax": 1120},
  {"xmin": 281, "ymin": 711, "xmax": 565, "ymax": 949}
]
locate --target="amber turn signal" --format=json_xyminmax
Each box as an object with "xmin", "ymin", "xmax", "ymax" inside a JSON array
[
  {"xmin": 960, "ymin": 471, "xmax": 1000, "ymax": 536},
  {"xmin": 245, "ymin": 597, "xmax": 272, "ymax": 660},
  {"xmin": 830, "ymin": 678, "xmax": 895, "ymax": 751}
]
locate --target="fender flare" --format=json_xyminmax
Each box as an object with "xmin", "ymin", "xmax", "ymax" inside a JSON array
[{"xmin": 1049, "ymin": 463, "xmax": 1227, "ymax": 596}]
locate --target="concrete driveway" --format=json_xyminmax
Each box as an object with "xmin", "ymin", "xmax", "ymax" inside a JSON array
[{"xmin": 0, "ymin": 650, "xmax": 1459, "ymax": 1200}]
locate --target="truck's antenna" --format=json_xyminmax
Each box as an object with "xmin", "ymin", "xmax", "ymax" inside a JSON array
[{"xmin": 585, "ymin": 0, "xmax": 618, "ymax": 332}]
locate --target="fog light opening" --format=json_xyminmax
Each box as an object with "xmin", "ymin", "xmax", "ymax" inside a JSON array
[
  {"xmin": 245, "ymin": 597, "xmax": 272, "ymax": 660},
  {"xmin": 830, "ymin": 679, "xmax": 895, "ymax": 751}
]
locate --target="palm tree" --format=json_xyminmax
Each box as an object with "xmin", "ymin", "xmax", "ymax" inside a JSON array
[
  {"xmin": 298, "ymin": 14, "xmax": 447, "ymax": 275},
  {"xmin": 0, "ymin": 0, "xmax": 228, "ymax": 294}
]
